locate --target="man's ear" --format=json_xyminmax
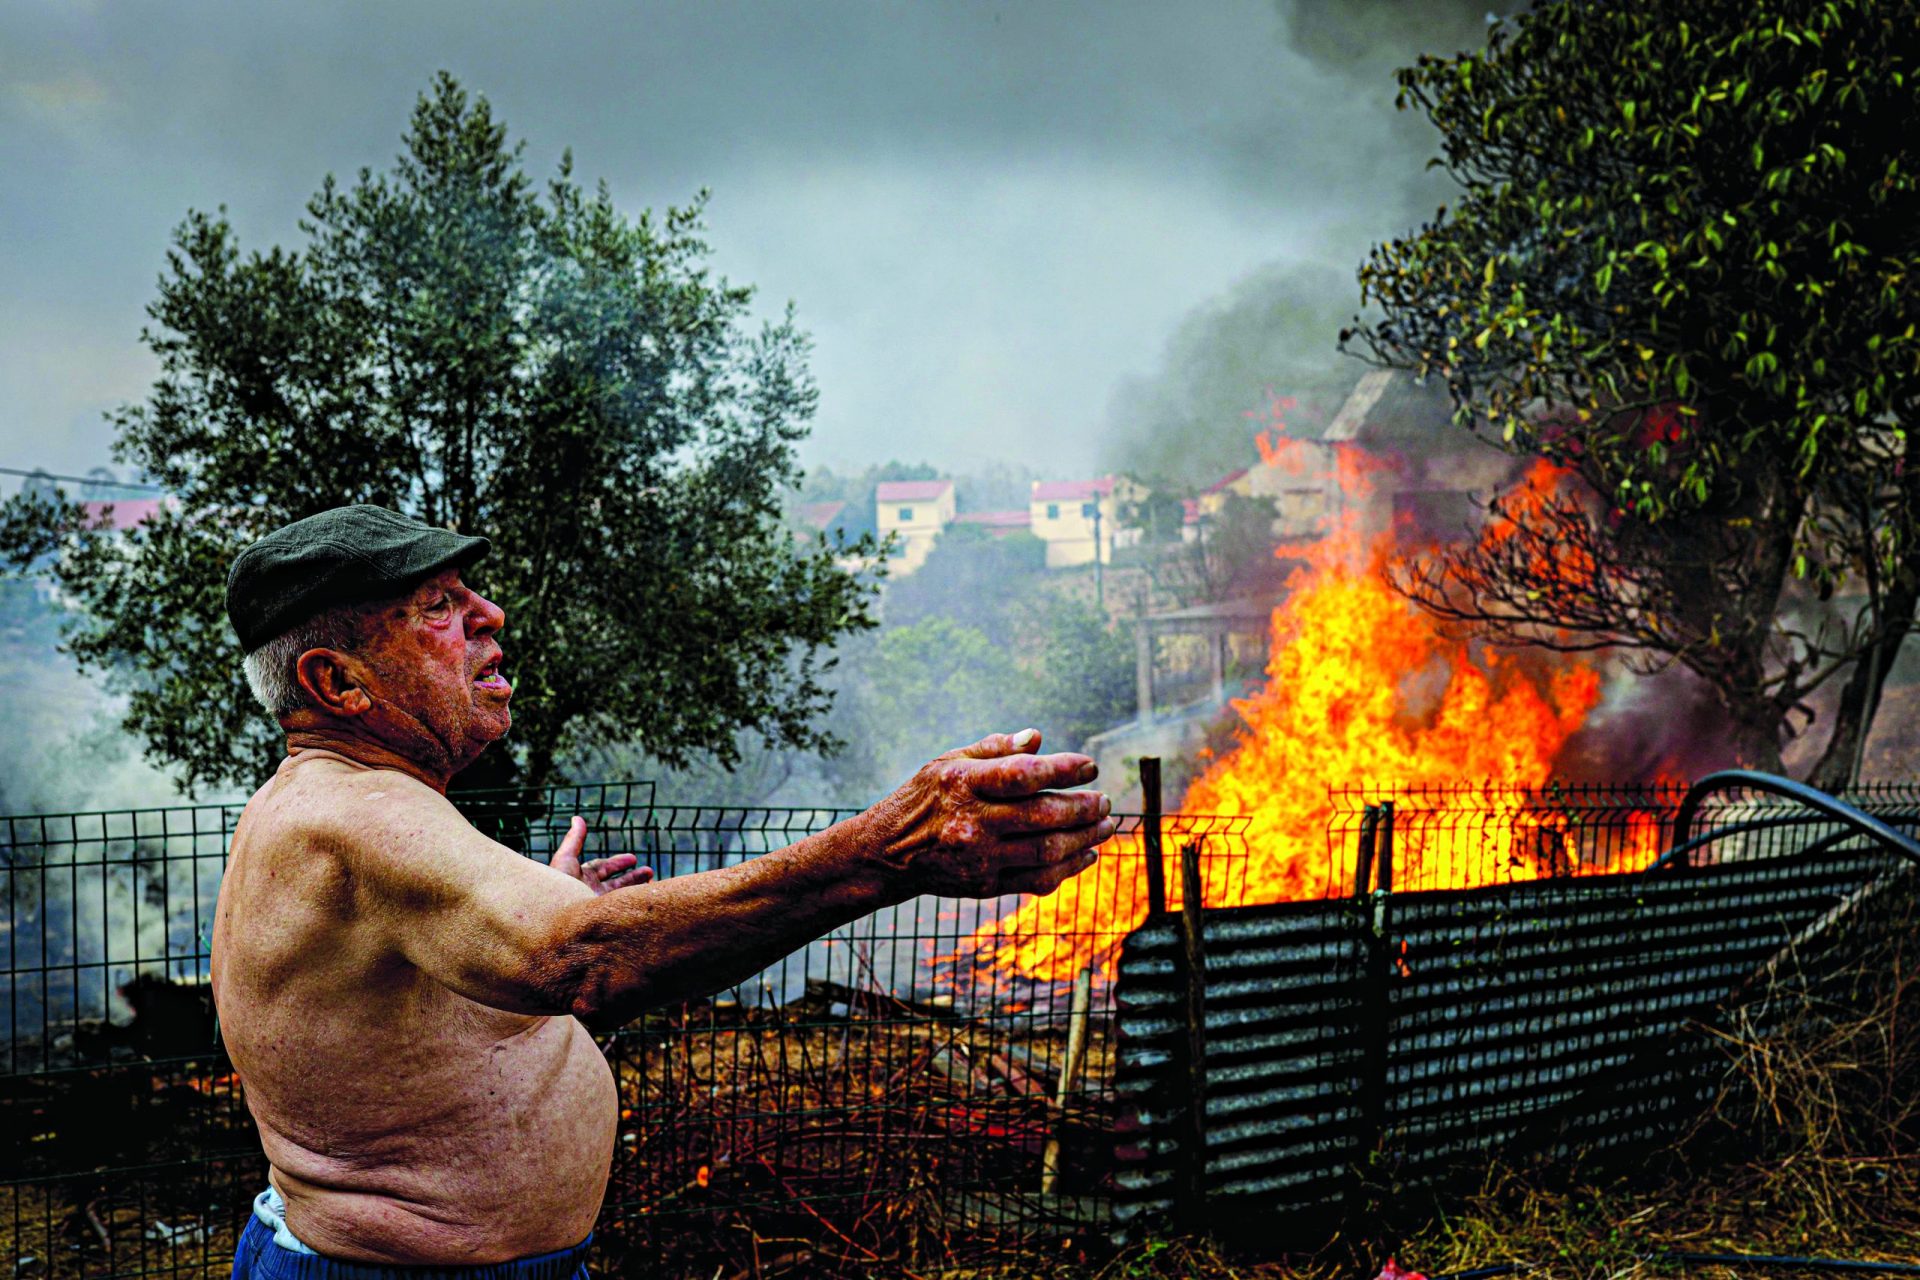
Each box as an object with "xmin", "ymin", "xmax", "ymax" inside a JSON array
[{"xmin": 294, "ymin": 649, "xmax": 372, "ymax": 717}]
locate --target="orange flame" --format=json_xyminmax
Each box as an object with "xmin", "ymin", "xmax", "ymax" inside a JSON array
[
  {"xmin": 1182, "ymin": 523, "xmax": 1609, "ymax": 902},
  {"xmin": 1252, "ymin": 431, "xmax": 1391, "ymax": 501},
  {"xmin": 963, "ymin": 454, "xmax": 1670, "ymax": 986},
  {"xmin": 1248, "ymin": 389, "xmax": 1300, "ymax": 470},
  {"xmin": 1483, "ymin": 458, "xmax": 1597, "ymax": 585}
]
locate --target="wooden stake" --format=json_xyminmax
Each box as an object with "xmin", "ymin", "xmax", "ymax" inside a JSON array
[
  {"xmin": 1142, "ymin": 757, "xmax": 1166, "ymax": 916},
  {"xmin": 1040, "ymin": 963, "xmax": 1095, "ymax": 1196}
]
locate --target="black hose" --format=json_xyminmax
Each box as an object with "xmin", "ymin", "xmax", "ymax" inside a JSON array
[
  {"xmin": 1662, "ymin": 1252, "xmax": 1920, "ymax": 1275},
  {"xmin": 1666, "ymin": 769, "xmax": 1920, "ymax": 870},
  {"xmin": 1425, "ymin": 1252, "xmax": 1920, "ymax": 1278}
]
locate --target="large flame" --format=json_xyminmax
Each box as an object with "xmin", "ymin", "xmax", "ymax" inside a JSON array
[
  {"xmin": 1181, "ymin": 521, "xmax": 1604, "ymax": 902},
  {"xmin": 961, "ymin": 455, "xmax": 1668, "ymax": 987}
]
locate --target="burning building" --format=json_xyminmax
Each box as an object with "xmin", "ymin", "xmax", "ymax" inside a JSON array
[
  {"xmin": 1092, "ymin": 368, "xmax": 1525, "ymax": 786},
  {"xmin": 1047, "ymin": 369, "xmax": 1668, "ymax": 982}
]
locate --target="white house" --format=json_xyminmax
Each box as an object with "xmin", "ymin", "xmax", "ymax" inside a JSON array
[
  {"xmin": 1029, "ymin": 476, "xmax": 1142, "ymax": 569},
  {"xmin": 874, "ymin": 479, "xmax": 956, "ymax": 575}
]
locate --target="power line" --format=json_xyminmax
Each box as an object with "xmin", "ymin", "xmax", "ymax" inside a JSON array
[{"xmin": 0, "ymin": 466, "xmax": 167, "ymax": 493}]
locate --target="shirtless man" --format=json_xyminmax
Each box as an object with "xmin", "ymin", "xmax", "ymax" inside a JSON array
[{"xmin": 211, "ymin": 505, "xmax": 1116, "ymax": 1278}]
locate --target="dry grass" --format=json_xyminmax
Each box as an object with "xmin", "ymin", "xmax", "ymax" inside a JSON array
[{"xmin": 0, "ymin": 1171, "xmax": 254, "ymax": 1280}]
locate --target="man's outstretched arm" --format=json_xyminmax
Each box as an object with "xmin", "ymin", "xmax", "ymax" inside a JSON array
[{"xmin": 337, "ymin": 730, "xmax": 1116, "ymax": 1027}]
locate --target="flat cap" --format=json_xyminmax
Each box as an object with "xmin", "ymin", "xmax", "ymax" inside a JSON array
[{"xmin": 226, "ymin": 505, "xmax": 490, "ymax": 652}]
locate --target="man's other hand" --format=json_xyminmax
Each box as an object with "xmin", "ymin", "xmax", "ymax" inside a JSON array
[
  {"xmin": 550, "ymin": 816, "xmax": 655, "ymax": 895},
  {"xmin": 868, "ymin": 728, "xmax": 1118, "ymax": 899}
]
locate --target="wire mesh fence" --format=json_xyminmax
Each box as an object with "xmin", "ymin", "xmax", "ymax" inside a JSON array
[
  {"xmin": 1325, "ymin": 782, "xmax": 1687, "ymax": 896},
  {"xmin": 1323, "ymin": 780, "xmax": 1920, "ymax": 896},
  {"xmin": 597, "ymin": 806, "xmax": 1250, "ymax": 1277},
  {"xmin": 0, "ymin": 786, "xmax": 1252, "ymax": 1278},
  {"xmin": 4, "ymin": 797, "xmax": 259, "ymax": 1280},
  {"xmin": 0, "ymin": 782, "xmax": 656, "ymax": 1280},
  {"xmin": 16, "ymin": 776, "xmax": 1911, "ymax": 1275}
]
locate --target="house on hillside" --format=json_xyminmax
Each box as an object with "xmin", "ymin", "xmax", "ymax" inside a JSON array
[
  {"xmin": 1081, "ymin": 372, "xmax": 1518, "ymax": 797},
  {"xmin": 80, "ymin": 498, "xmax": 169, "ymax": 531},
  {"xmin": 1029, "ymin": 476, "xmax": 1146, "ymax": 569},
  {"xmin": 1180, "ymin": 467, "xmax": 1255, "ymax": 541},
  {"xmin": 1245, "ymin": 439, "xmax": 1338, "ymax": 539},
  {"xmin": 1198, "ymin": 468, "xmax": 1250, "ymax": 517},
  {"xmin": 875, "ymin": 479, "xmax": 955, "ymax": 575},
  {"xmin": 796, "ymin": 499, "xmax": 859, "ymax": 544},
  {"xmin": 1324, "ymin": 368, "xmax": 1515, "ymax": 542},
  {"xmin": 15, "ymin": 494, "xmax": 172, "ymax": 612}
]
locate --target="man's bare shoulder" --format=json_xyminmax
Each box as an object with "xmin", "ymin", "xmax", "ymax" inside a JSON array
[
  {"xmin": 263, "ymin": 752, "xmax": 570, "ymax": 909},
  {"xmin": 283, "ymin": 752, "xmax": 457, "ymax": 822},
  {"xmin": 241, "ymin": 754, "xmax": 466, "ymax": 866}
]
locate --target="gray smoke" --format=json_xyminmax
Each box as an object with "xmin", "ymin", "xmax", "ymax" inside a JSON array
[
  {"xmin": 1102, "ymin": 260, "xmax": 1358, "ymax": 486},
  {"xmin": 1102, "ymin": 0, "xmax": 1510, "ymax": 488},
  {"xmin": 0, "ymin": 567, "xmax": 229, "ymax": 1067}
]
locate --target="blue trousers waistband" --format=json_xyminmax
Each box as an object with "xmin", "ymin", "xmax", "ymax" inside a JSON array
[{"xmin": 232, "ymin": 1215, "xmax": 591, "ymax": 1280}]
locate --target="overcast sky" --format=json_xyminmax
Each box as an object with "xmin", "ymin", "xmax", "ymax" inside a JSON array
[{"xmin": 0, "ymin": 0, "xmax": 1478, "ymax": 482}]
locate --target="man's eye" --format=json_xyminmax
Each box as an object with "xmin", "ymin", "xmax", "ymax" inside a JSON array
[{"xmin": 426, "ymin": 595, "xmax": 452, "ymax": 614}]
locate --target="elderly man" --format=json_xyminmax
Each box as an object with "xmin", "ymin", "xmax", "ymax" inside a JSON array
[{"xmin": 211, "ymin": 505, "xmax": 1115, "ymax": 1280}]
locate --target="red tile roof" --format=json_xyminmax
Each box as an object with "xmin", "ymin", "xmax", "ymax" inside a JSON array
[
  {"xmin": 798, "ymin": 500, "xmax": 847, "ymax": 530},
  {"xmin": 1202, "ymin": 467, "xmax": 1249, "ymax": 495},
  {"xmin": 875, "ymin": 479, "xmax": 953, "ymax": 502}
]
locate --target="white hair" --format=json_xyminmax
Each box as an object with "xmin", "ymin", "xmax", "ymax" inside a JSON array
[{"xmin": 242, "ymin": 606, "xmax": 367, "ymax": 718}]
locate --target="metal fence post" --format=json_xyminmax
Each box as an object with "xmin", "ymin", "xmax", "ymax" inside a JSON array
[
  {"xmin": 1355, "ymin": 804, "xmax": 1381, "ymax": 896},
  {"xmin": 1178, "ymin": 838, "xmax": 1209, "ymax": 1232},
  {"xmin": 1353, "ymin": 801, "xmax": 1396, "ymax": 1226},
  {"xmin": 1142, "ymin": 757, "xmax": 1167, "ymax": 917},
  {"xmin": 1375, "ymin": 800, "xmax": 1395, "ymax": 894}
]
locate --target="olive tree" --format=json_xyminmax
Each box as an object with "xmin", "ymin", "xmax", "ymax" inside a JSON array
[{"xmin": 1, "ymin": 75, "xmax": 879, "ymax": 792}]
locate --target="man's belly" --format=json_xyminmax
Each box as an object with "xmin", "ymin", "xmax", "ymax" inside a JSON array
[{"xmin": 253, "ymin": 1016, "xmax": 618, "ymax": 1264}]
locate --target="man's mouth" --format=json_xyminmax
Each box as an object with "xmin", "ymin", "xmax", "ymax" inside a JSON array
[{"xmin": 474, "ymin": 657, "xmax": 511, "ymax": 693}]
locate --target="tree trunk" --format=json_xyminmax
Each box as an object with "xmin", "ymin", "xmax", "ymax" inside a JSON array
[
  {"xmin": 1808, "ymin": 553, "xmax": 1920, "ymax": 793},
  {"xmin": 1640, "ymin": 430, "xmax": 1806, "ymax": 782},
  {"xmin": 1807, "ymin": 415, "xmax": 1920, "ymax": 793},
  {"xmin": 1721, "ymin": 691, "xmax": 1789, "ymax": 776}
]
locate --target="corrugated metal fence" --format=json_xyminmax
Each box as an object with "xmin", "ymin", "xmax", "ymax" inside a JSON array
[{"xmin": 1111, "ymin": 775, "xmax": 1920, "ymax": 1246}]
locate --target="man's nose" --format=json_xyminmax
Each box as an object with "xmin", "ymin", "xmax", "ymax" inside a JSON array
[{"xmin": 469, "ymin": 592, "xmax": 506, "ymax": 636}]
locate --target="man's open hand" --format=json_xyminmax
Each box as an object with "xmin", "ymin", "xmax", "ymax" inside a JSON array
[
  {"xmin": 865, "ymin": 728, "xmax": 1118, "ymax": 899},
  {"xmin": 550, "ymin": 816, "xmax": 655, "ymax": 895}
]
